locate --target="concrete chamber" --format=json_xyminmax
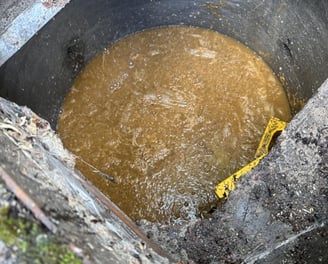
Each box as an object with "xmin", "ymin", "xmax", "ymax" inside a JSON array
[
  {"xmin": 0, "ymin": 0, "xmax": 328, "ymax": 127},
  {"xmin": 1, "ymin": 1, "xmax": 328, "ymax": 263}
]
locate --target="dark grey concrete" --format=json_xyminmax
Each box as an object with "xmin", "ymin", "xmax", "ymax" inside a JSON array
[{"xmin": 1, "ymin": 0, "xmax": 328, "ymax": 126}]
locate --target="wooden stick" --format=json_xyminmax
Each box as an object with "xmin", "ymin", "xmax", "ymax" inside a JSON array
[{"xmin": 0, "ymin": 166, "xmax": 57, "ymax": 233}]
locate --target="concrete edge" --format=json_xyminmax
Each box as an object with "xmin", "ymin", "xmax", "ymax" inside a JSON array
[{"xmin": 0, "ymin": 0, "xmax": 70, "ymax": 66}]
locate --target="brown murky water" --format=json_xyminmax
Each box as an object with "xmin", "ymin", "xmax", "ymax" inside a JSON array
[{"xmin": 58, "ymin": 26, "xmax": 291, "ymax": 224}]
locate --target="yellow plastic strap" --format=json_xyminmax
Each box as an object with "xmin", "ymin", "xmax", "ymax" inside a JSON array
[
  {"xmin": 254, "ymin": 117, "xmax": 287, "ymax": 158},
  {"xmin": 215, "ymin": 117, "xmax": 287, "ymax": 199}
]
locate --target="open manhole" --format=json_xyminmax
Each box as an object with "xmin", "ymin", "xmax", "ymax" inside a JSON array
[{"xmin": 1, "ymin": 0, "xmax": 328, "ymax": 263}]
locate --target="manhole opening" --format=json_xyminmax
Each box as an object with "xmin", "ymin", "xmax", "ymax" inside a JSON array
[
  {"xmin": 1, "ymin": 0, "xmax": 328, "ymax": 262},
  {"xmin": 57, "ymin": 25, "xmax": 292, "ymax": 225}
]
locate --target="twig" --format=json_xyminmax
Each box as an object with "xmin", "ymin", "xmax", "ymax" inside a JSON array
[
  {"xmin": 0, "ymin": 166, "xmax": 57, "ymax": 233},
  {"xmin": 76, "ymin": 156, "xmax": 116, "ymax": 182}
]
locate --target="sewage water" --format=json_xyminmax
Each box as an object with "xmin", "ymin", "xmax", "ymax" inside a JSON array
[{"xmin": 58, "ymin": 26, "xmax": 291, "ymax": 224}]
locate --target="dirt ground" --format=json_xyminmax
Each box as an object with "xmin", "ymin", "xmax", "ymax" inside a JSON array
[{"xmin": 0, "ymin": 79, "xmax": 328, "ymax": 263}]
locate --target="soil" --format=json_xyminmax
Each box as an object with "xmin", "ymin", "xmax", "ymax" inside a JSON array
[{"xmin": 0, "ymin": 78, "xmax": 327, "ymax": 263}]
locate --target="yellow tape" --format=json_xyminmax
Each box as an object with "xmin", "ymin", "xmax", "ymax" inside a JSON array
[
  {"xmin": 215, "ymin": 117, "xmax": 287, "ymax": 199},
  {"xmin": 254, "ymin": 117, "xmax": 287, "ymax": 158}
]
